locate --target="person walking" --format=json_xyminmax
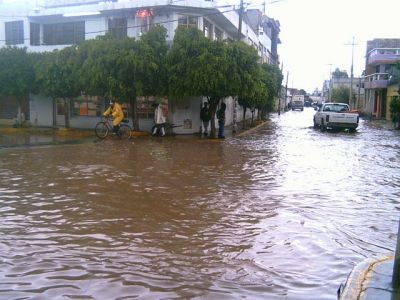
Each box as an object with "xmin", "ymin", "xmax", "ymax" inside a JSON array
[
  {"xmin": 200, "ymin": 102, "xmax": 211, "ymax": 136},
  {"xmin": 217, "ymin": 102, "xmax": 226, "ymax": 139},
  {"xmin": 152, "ymin": 102, "xmax": 166, "ymax": 136}
]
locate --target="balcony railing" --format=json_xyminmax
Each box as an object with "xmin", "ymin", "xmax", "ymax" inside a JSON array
[
  {"xmin": 364, "ymin": 73, "xmax": 389, "ymax": 89},
  {"xmin": 367, "ymin": 48, "xmax": 400, "ymax": 65}
]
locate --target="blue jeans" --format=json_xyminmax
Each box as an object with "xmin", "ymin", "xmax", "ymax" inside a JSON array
[{"xmin": 218, "ymin": 121, "xmax": 225, "ymax": 138}]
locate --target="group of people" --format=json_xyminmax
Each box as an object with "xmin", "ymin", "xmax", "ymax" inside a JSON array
[
  {"xmin": 104, "ymin": 99, "xmax": 227, "ymax": 139},
  {"xmin": 200, "ymin": 101, "xmax": 226, "ymax": 139}
]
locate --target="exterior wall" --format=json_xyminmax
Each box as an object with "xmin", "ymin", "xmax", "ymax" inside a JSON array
[{"xmin": 29, "ymin": 95, "xmax": 54, "ymax": 127}]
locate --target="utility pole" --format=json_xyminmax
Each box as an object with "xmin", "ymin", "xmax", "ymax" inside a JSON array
[
  {"xmin": 285, "ymin": 71, "xmax": 289, "ymax": 110},
  {"xmin": 327, "ymin": 64, "xmax": 333, "ymax": 102},
  {"xmin": 345, "ymin": 37, "xmax": 357, "ymax": 108},
  {"xmin": 237, "ymin": 0, "xmax": 244, "ymax": 41},
  {"xmin": 277, "ymin": 62, "xmax": 283, "ymax": 115}
]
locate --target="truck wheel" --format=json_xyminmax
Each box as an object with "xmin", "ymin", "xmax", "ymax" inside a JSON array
[
  {"xmin": 321, "ymin": 120, "xmax": 326, "ymax": 132},
  {"xmin": 313, "ymin": 118, "xmax": 318, "ymax": 129}
]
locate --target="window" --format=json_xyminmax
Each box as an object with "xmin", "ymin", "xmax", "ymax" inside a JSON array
[
  {"xmin": 108, "ymin": 18, "xmax": 127, "ymax": 38},
  {"xmin": 178, "ymin": 15, "xmax": 198, "ymax": 29},
  {"xmin": 203, "ymin": 19, "xmax": 213, "ymax": 39},
  {"xmin": 72, "ymin": 95, "xmax": 102, "ymax": 117},
  {"xmin": 5, "ymin": 21, "xmax": 24, "ymax": 45},
  {"xmin": 30, "ymin": 23, "xmax": 40, "ymax": 46},
  {"xmin": 137, "ymin": 96, "xmax": 156, "ymax": 119},
  {"xmin": 43, "ymin": 22, "xmax": 85, "ymax": 45},
  {"xmin": 215, "ymin": 27, "xmax": 222, "ymax": 41}
]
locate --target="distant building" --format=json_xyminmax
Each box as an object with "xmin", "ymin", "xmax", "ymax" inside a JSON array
[
  {"xmin": 330, "ymin": 76, "xmax": 364, "ymax": 109},
  {"xmin": 362, "ymin": 38, "xmax": 400, "ymax": 119}
]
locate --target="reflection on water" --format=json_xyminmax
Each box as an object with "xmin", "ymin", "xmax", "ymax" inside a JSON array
[{"xmin": 0, "ymin": 108, "xmax": 399, "ymax": 299}]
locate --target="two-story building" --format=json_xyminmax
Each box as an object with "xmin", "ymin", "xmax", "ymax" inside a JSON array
[
  {"xmin": 0, "ymin": 0, "xmax": 281, "ymax": 133},
  {"xmin": 362, "ymin": 39, "xmax": 400, "ymax": 120}
]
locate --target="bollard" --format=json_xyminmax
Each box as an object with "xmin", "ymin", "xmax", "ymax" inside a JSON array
[{"xmin": 392, "ymin": 218, "xmax": 400, "ymax": 289}]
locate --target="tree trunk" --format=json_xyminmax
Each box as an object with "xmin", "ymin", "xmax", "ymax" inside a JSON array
[
  {"xmin": 208, "ymin": 96, "xmax": 219, "ymax": 139},
  {"xmin": 130, "ymin": 98, "xmax": 139, "ymax": 131},
  {"xmin": 63, "ymin": 98, "xmax": 70, "ymax": 128},
  {"xmin": 242, "ymin": 106, "xmax": 247, "ymax": 129}
]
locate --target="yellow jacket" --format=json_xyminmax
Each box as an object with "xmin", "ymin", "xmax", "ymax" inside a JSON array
[{"xmin": 103, "ymin": 102, "xmax": 124, "ymax": 126}]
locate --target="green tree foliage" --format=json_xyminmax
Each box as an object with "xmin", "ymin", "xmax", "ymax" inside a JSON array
[
  {"xmin": 0, "ymin": 46, "xmax": 34, "ymax": 97},
  {"xmin": 167, "ymin": 27, "xmax": 236, "ymax": 137},
  {"xmin": 330, "ymin": 86, "xmax": 350, "ymax": 103},
  {"xmin": 332, "ymin": 68, "xmax": 349, "ymax": 78},
  {"xmin": 390, "ymin": 96, "xmax": 400, "ymax": 129},
  {"xmin": 34, "ymin": 46, "xmax": 80, "ymax": 127}
]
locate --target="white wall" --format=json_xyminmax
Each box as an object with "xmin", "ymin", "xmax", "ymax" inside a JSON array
[{"xmin": 30, "ymin": 95, "xmax": 53, "ymax": 127}]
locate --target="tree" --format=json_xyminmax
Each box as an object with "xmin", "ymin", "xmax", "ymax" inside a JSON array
[
  {"xmin": 332, "ymin": 68, "xmax": 349, "ymax": 78},
  {"xmin": 330, "ymin": 86, "xmax": 351, "ymax": 103},
  {"xmin": 167, "ymin": 27, "xmax": 237, "ymax": 137},
  {"xmin": 389, "ymin": 96, "xmax": 400, "ymax": 129},
  {"xmin": 229, "ymin": 41, "xmax": 263, "ymax": 128},
  {"xmin": 0, "ymin": 47, "xmax": 34, "ymax": 125},
  {"xmin": 34, "ymin": 47, "xmax": 81, "ymax": 128},
  {"xmin": 260, "ymin": 63, "xmax": 283, "ymax": 119}
]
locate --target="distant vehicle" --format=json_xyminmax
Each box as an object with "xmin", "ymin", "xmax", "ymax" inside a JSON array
[
  {"xmin": 313, "ymin": 102, "xmax": 359, "ymax": 132},
  {"xmin": 291, "ymin": 95, "xmax": 304, "ymax": 111}
]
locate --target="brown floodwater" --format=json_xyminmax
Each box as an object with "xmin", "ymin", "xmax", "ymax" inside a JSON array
[{"xmin": 0, "ymin": 108, "xmax": 399, "ymax": 299}]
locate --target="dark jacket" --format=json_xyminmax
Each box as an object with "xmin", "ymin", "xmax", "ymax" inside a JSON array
[
  {"xmin": 217, "ymin": 103, "xmax": 226, "ymax": 123},
  {"xmin": 200, "ymin": 106, "xmax": 211, "ymax": 122}
]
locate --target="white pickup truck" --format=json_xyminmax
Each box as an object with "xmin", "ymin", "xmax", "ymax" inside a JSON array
[{"xmin": 313, "ymin": 103, "xmax": 359, "ymax": 132}]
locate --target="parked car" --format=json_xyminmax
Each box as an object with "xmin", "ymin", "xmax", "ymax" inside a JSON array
[{"xmin": 313, "ymin": 102, "xmax": 359, "ymax": 132}]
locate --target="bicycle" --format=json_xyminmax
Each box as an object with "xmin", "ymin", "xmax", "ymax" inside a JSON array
[{"xmin": 95, "ymin": 117, "xmax": 132, "ymax": 140}]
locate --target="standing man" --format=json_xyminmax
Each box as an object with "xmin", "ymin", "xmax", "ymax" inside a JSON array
[
  {"xmin": 200, "ymin": 102, "xmax": 211, "ymax": 136},
  {"xmin": 152, "ymin": 102, "xmax": 166, "ymax": 136},
  {"xmin": 217, "ymin": 102, "xmax": 226, "ymax": 139},
  {"xmin": 103, "ymin": 99, "xmax": 124, "ymax": 136}
]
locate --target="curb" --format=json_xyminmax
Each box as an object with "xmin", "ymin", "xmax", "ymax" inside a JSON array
[
  {"xmin": 236, "ymin": 121, "xmax": 268, "ymax": 137},
  {"xmin": 338, "ymin": 255, "xmax": 393, "ymax": 300}
]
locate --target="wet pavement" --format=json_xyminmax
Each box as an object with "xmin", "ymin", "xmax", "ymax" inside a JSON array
[{"xmin": 0, "ymin": 108, "xmax": 399, "ymax": 299}]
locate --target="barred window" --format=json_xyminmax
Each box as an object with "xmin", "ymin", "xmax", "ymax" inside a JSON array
[
  {"xmin": 30, "ymin": 23, "xmax": 40, "ymax": 46},
  {"xmin": 5, "ymin": 21, "xmax": 24, "ymax": 45},
  {"xmin": 43, "ymin": 22, "xmax": 85, "ymax": 45},
  {"xmin": 108, "ymin": 18, "xmax": 127, "ymax": 38}
]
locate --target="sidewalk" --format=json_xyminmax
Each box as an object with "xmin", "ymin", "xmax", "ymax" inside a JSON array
[{"xmin": 338, "ymin": 256, "xmax": 400, "ymax": 300}]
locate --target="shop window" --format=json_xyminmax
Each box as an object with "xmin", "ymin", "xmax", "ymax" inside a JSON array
[{"xmin": 72, "ymin": 96, "xmax": 102, "ymax": 117}]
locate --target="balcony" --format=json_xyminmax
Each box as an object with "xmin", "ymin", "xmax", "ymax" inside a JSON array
[
  {"xmin": 364, "ymin": 73, "xmax": 389, "ymax": 89},
  {"xmin": 367, "ymin": 48, "xmax": 400, "ymax": 65}
]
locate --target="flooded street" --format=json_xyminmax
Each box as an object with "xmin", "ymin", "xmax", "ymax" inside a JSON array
[{"xmin": 0, "ymin": 108, "xmax": 399, "ymax": 300}]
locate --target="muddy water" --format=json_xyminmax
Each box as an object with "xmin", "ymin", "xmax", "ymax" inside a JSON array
[{"xmin": 0, "ymin": 108, "xmax": 399, "ymax": 299}]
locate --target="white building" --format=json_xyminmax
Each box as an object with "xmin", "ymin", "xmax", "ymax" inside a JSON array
[{"xmin": 0, "ymin": 0, "xmax": 281, "ymax": 133}]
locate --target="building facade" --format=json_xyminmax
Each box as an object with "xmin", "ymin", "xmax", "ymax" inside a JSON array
[
  {"xmin": 0, "ymin": 0, "xmax": 281, "ymax": 132},
  {"xmin": 362, "ymin": 39, "xmax": 400, "ymax": 120}
]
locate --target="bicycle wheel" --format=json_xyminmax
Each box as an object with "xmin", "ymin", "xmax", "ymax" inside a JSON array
[
  {"xmin": 118, "ymin": 124, "xmax": 132, "ymax": 140},
  {"xmin": 95, "ymin": 122, "xmax": 109, "ymax": 139}
]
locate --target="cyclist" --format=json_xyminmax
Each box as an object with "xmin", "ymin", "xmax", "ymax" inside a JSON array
[{"xmin": 103, "ymin": 99, "xmax": 124, "ymax": 136}]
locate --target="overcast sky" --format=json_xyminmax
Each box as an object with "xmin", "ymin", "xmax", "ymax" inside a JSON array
[{"xmin": 264, "ymin": 0, "xmax": 399, "ymax": 93}]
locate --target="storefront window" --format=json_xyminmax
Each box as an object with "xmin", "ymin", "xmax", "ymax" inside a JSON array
[{"xmin": 72, "ymin": 96, "xmax": 102, "ymax": 117}]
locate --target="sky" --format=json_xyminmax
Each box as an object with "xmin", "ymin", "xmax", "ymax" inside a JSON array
[{"xmin": 263, "ymin": 0, "xmax": 400, "ymax": 93}]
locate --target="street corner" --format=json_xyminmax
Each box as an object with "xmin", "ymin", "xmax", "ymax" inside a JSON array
[{"xmin": 338, "ymin": 255, "xmax": 394, "ymax": 300}]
